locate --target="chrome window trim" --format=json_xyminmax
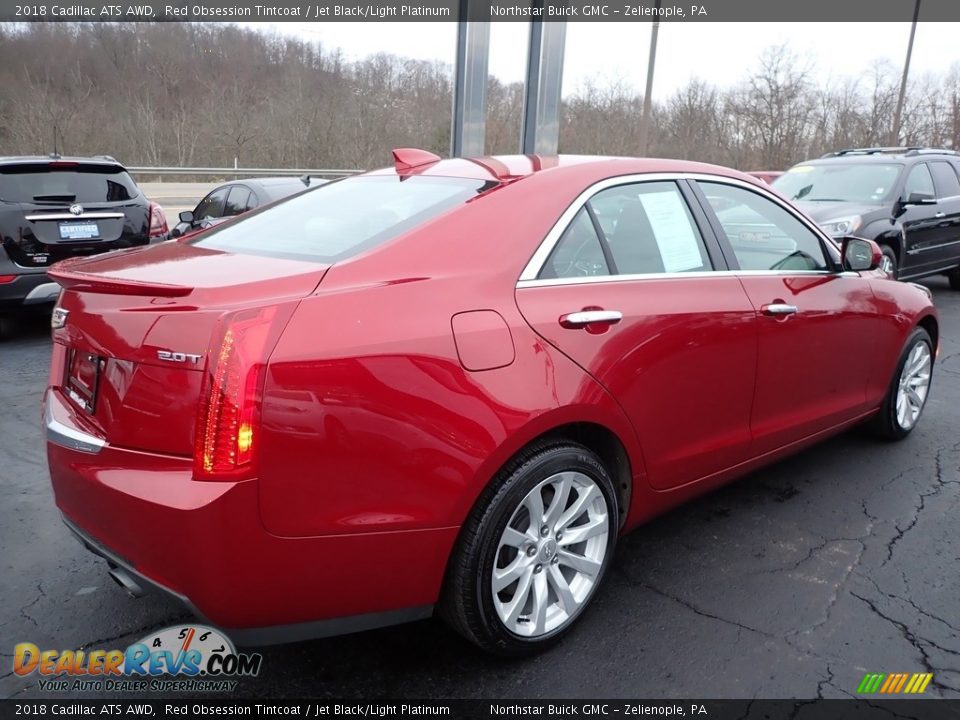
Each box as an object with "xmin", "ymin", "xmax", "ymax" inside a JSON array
[
  {"xmin": 518, "ymin": 172, "xmax": 838, "ymax": 284},
  {"xmin": 517, "ymin": 269, "xmax": 844, "ymax": 290}
]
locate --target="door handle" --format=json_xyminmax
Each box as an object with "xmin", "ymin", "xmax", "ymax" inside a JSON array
[
  {"xmin": 934, "ymin": 211, "xmax": 946, "ymax": 218},
  {"xmin": 761, "ymin": 303, "xmax": 798, "ymax": 316},
  {"xmin": 559, "ymin": 310, "xmax": 623, "ymax": 328}
]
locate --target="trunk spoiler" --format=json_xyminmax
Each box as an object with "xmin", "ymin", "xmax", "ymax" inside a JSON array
[{"xmin": 48, "ymin": 266, "xmax": 192, "ymax": 297}]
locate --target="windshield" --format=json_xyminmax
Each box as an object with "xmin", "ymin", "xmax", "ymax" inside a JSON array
[
  {"xmin": 773, "ymin": 162, "xmax": 902, "ymax": 204},
  {"xmin": 192, "ymin": 175, "xmax": 495, "ymax": 263}
]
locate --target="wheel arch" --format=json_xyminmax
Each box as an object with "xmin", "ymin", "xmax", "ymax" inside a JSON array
[
  {"xmin": 458, "ymin": 411, "xmax": 640, "ymax": 536},
  {"xmin": 917, "ymin": 313, "xmax": 939, "ymax": 354}
]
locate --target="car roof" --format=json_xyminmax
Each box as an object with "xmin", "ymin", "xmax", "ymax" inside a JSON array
[
  {"xmin": 0, "ymin": 155, "xmax": 125, "ymax": 167},
  {"xmin": 795, "ymin": 151, "xmax": 959, "ymax": 166},
  {"xmin": 364, "ymin": 154, "xmax": 764, "ymax": 187}
]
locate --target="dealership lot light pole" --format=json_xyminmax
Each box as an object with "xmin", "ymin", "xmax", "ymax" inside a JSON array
[
  {"xmin": 637, "ymin": 0, "xmax": 662, "ymax": 155},
  {"xmin": 892, "ymin": 0, "xmax": 921, "ymax": 146}
]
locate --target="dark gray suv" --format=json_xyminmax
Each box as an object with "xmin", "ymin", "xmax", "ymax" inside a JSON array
[{"xmin": 774, "ymin": 147, "xmax": 960, "ymax": 287}]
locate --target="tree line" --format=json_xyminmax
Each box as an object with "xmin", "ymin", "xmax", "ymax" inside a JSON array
[{"xmin": 0, "ymin": 22, "xmax": 957, "ymax": 172}]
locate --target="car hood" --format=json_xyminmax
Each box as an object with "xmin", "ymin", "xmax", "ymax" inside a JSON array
[{"xmin": 793, "ymin": 200, "xmax": 882, "ymax": 223}]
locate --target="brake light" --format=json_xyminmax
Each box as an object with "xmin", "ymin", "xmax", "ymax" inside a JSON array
[
  {"xmin": 194, "ymin": 305, "xmax": 283, "ymax": 481},
  {"xmin": 148, "ymin": 203, "xmax": 168, "ymax": 239},
  {"xmin": 48, "ymin": 162, "xmax": 77, "ymax": 168}
]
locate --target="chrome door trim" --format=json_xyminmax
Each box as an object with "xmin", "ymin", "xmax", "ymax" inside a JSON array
[{"xmin": 518, "ymin": 172, "xmax": 838, "ymax": 284}]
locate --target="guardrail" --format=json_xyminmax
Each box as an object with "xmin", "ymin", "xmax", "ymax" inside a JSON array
[{"xmin": 128, "ymin": 166, "xmax": 363, "ymax": 178}]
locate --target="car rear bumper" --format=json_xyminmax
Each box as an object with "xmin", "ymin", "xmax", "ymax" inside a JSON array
[
  {"xmin": 44, "ymin": 388, "xmax": 454, "ymax": 645},
  {"xmin": 0, "ymin": 272, "xmax": 60, "ymax": 311}
]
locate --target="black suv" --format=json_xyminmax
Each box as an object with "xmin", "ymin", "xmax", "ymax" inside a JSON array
[
  {"xmin": 773, "ymin": 147, "xmax": 960, "ymax": 287},
  {"xmin": 0, "ymin": 155, "xmax": 152, "ymax": 315}
]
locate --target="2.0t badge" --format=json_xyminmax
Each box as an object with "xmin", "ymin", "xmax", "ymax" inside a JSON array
[{"xmin": 157, "ymin": 350, "xmax": 202, "ymax": 364}]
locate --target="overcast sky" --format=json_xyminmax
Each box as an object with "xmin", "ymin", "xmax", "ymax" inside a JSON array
[{"xmin": 245, "ymin": 21, "xmax": 958, "ymax": 100}]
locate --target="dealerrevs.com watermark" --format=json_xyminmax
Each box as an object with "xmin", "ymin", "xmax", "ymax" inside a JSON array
[{"xmin": 12, "ymin": 624, "xmax": 262, "ymax": 693}]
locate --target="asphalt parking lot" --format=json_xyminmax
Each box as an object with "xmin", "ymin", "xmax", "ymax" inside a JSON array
[{"xmin": 1, "ymin": 278, "xmax": 959, "ymax": 702}]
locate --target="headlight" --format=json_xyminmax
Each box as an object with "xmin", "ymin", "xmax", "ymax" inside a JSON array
[{"xmin": 819, "ymin": 215, "xmax": 862, "ymax": 237}]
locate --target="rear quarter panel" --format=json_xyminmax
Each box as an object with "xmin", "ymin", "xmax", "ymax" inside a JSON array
[{"xmin": 257, "ymin": 272, "xmax": 646, "ymax": 538}]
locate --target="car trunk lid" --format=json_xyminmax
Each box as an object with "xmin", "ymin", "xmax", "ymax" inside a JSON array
[{"xmin": 49, "ymin": 241, "xmax": 329, "ymax": 457}]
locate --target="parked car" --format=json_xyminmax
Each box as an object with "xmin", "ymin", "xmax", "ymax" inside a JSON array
[
  {"xmin": 45, "ymin": 150, "xmax": 937, "ymax": 656},
  {"xmin": 168, "ymin": 177, "xmax": 321, "ymax": 240},
  {"xmin": 0, "ymin": 155, "xmax": 153, "ymax": 317},
  {"xmin": 773, "ymin": 147, "xmax": 960, "ymax": 286},
  {"xmin": 746, "ymin": 170, "xmax": 782, "ymax": 185}
]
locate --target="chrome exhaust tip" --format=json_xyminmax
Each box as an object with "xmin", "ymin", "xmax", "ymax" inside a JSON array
[{"xmin": 108, "ymin": 565, "xmax": 145, "ymax": 599}]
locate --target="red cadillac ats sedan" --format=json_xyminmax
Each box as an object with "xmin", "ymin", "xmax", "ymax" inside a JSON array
[{"xmin": 45, "ymin": 150, "xmax": 937, "ymax": 656}]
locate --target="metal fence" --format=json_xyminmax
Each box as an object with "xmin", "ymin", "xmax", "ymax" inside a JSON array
[{"xmin": 128, "ymin": 166, "xmax": 363, "ymax": 179}]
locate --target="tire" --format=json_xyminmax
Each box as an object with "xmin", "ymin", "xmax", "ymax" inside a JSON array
[
  {"xmin": 948, "ymin": 268, "xmax": 960, "ymax": 291},
  {"xmin": 440, "ymin": 440, "xmax": 619, "ymax": 656},
  {"xmin": 870, "ymin": 327, "xmax": 934, "ymax": 441},
  {"xmin": 879, "ymin": 245, "xmax": 899, "ymax": 279}
]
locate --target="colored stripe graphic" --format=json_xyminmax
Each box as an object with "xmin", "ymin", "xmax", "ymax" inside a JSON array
[
  {"xmin": 857, "ymin": 672, "xmax": 932, "ymax": 694},
  {"xmin": 904, "ymin": 674, "xmax": 920, "ymax": 693}
]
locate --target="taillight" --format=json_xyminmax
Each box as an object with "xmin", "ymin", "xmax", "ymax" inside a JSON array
[
  {"xmin": 148, "ymin": 204, "xmax": 167, "ymax": 239},
  {"xmin": 0, "ymin": 275, "xmax": 15, "ymax": 284},
  {"xmin": 194, "ymin": 305, "xmax": 285, "ymax": 481}
]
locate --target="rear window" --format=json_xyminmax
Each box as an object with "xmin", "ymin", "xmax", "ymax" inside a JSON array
[
  {"xmin": 192, "ymin": 175, "xmax": 494, "ymax": 262},
  {"xmin": 0, "ymin": 163, "xmax": 140, "ymax": 203}
]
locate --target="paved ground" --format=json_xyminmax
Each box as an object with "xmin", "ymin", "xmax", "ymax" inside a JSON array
[{"xmin": 1, "ymin": 278, "xmax": 959, "ymax": 701}]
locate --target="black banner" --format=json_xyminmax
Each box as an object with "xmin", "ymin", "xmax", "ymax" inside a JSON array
[
  {"xmin": 2, "ymin": 0, "xmax": 960, "ymax": 22},
  {"xmin": 2, "ymin": 700, "xmax": 960, "ymax": 720}
]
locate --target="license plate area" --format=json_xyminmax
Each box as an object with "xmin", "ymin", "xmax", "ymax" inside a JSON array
[
  {"xmin": 65, "ymin": 349, "xmax": 101, "ymax": 414},
  {"xmin": 59, "ymin": 222, "xmax": 99, "ymax": 240}
]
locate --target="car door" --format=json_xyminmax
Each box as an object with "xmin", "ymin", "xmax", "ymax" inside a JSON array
[
  {"xmin": 926, "ymin": 161, "xmax": 960, "ymax": 268},
  {"xmin": 515, "ymin": 178, "xmax": 758, "ymax": 490},
  {"xmin": 692, "ymin": 179, "xmax": 881, "ymax": 455},
  {"xmin": 897, "ymin": 162, "xmax": 943, "ymax": 278}
]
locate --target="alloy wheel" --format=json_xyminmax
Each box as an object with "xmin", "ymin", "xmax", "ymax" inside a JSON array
[
  {"xmin": 491, "ymin": 471, "xmax": 610, "ymax": 638},
  {"xmin": 896, "ymin": 342, "xmax": 931, "ymax": 430}
]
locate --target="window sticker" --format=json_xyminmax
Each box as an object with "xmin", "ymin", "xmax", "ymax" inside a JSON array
[{"xmin": 638, "ymin": 191, "xmax": 703, "ymax": 273}]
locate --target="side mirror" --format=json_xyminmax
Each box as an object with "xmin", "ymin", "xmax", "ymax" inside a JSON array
[
  {"xmin": 841, "ymin": 236, "xmax": 882, "ymax": 272},
  {"xmin": 179, "ymin": 210, "xmax": 194, "ymax": 224},
  {"xmin": 905, "ymin": 191, "xmax": 936, "ymax": 206}
]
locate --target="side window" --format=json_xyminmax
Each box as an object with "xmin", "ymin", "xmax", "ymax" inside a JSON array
[
  {"xmin": 193, "ymin": 188, "xmax": 228, "ymax": 222},
  {"xmin": 930, "ymin": 162, "xmax": 960, "ymax": 199},
  {"xmin": 590, "ymin": 181, "xmax": 712, "ymax": 274},
  {"xmin": 539, "ymin": 208, "xmax": 609, "ymax": 279},
  {"xmin": 223, "ymin": 187, "xmax": 251, "ymax": 217},
  {"xmin": 698, "ymin": 181, "xmax": 828, "ymax": 272},
  {"xmin": 904, "ymin": 163, "xmax": 935, "ymax": 200},
  {"xmin": 244, "ymin": 191, "xmax": 259, "ymax": 212}
]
